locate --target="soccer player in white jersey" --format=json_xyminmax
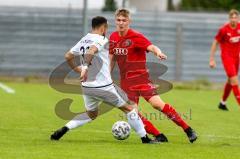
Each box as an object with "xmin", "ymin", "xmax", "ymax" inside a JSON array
[{"xmin": 50, "ymin": 16, "xmax": 156, "ymax": 144}]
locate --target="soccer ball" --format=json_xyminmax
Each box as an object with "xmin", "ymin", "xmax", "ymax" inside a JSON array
[{"xmin": 112, "ymin": 121, "xmax": 131, "ymax": 140}]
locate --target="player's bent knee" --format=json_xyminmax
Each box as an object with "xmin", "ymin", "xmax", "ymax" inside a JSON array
[
  {"xmin": 119, "ymin": 106, "xmax": 132, "ymax": 113},
  {"xmin": 119, "ymin": 105, "xmax": 136, "ymax": 113},
  {"xmin": 148, "ymin": 96, "xmax": 165, "ymax": 110},
  {"xmin": 229, "ymin": 76, "xmax": 239, "ymax": 85},
  {"xmin": 87, "ymin": 110, "xmax": 98, "ymax": 120}
]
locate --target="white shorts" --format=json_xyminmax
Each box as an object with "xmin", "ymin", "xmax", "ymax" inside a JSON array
[{"xmin": 82, "ymin": 84, "xmax": 128, "ymax": 111}]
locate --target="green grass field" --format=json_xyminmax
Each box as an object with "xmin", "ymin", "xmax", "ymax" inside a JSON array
[{"xmin": 1, "ymin": 82, "xmax": 240, "ymax": 159}]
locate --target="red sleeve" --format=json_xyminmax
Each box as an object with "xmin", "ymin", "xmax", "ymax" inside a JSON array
[
  {"xmin": 215, "ymin": 27, "xmax": 224, "ymax": 43},
  {"xmin": 133, "ymin": 33, "xmax": 152, "ymax": 50}
]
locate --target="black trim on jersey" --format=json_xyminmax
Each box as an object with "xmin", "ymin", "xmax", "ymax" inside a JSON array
[{"xmin": 82, "ymin": 82, "xmax": 113, "ymax": 88}]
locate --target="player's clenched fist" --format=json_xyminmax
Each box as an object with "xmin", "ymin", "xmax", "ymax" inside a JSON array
[{"xmin": 209, "ymin": 58, "xmax": 216, "ymax": 68}]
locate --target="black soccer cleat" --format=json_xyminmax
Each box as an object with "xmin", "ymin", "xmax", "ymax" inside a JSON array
[
  {"xmin": 154, "ymin": 133, "xmax": 168, "ymax": 142},
  {"xmin": 141, "ymin": 135, "xmax": 160, "ymax": 144},
  {"xmin": 218, "ymin": 103, "xmax": 229, "ymax": 111},
  {"xmin": 184, "ymin": 127, "xmax": 197, "ymax": 143},
  {"xmin": 50, "ymin": 126, "xmax": 69, "ymax": 140}
]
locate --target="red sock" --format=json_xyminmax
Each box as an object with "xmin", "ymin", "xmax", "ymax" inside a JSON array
[
  {"xmin": 162, "ymin": 104, "xmax": 189, "ymax": 130},
  {"xmin": 138, "ymin": 113, "xmax": 161, "ymax": 136},
  {"xmin": 231, "ymin": 85, "xmax": 240, "ymax": 105},
  {"xmin": 222, "ymin": 83, "xmax": 232, "ymax": 101}
]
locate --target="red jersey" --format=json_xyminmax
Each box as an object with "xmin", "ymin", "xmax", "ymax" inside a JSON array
[
  {"xmin": 215, "ymin": 23, "xmax": 240, "ymax": 58},
  {"xmin": 109, "ymin": 29, "xmax": 152, "ymax": 81}
]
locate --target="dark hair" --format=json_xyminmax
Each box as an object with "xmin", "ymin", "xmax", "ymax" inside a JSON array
[{"xmin": 92, "ymin": 16, "xmax": 108, "ymax": 29}]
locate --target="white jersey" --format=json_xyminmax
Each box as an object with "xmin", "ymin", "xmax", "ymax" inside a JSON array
[{"xmin": 70, "ymin": 33, "xmax": 112, "ymax": 87}]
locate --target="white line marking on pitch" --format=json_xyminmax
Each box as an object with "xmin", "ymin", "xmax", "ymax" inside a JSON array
[
  {"xmin": 1, "ymin": 127, "xmax": 240, "ymax": 140},
  {"xmin": 0, "ymin": 82, "xmax": 15, "ymax": 94}
]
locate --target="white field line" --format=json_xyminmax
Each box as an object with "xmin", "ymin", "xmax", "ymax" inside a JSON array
[
  {"xmin": 0, "ymin": 82, "xmax": 15, "ymax": 94},
  {"xmin": 84, "ymin": 130, "xmax": 240, "ymax": 140},
  {"xmin": 1, "ymin": 127, "xmax": 240, "ymax": 140}
]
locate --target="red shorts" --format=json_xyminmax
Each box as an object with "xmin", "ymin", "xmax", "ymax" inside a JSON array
[
  {"xmin": 121, "ymin": 82, "xmax": 158, "ymax": 104},
  {"xmin": 221, "ymin": 55, "xmax": 239, "ymax": 78}
]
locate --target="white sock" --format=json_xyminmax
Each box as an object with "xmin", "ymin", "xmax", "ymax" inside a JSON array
[
  {"xmin": 221, "ymin": 100, "xmax": 226, "ymax": 105},
  {"xmin": 65, "ymin": 112, "xmax": 92, "ymax": 129},
  {"xmin": 126, "ymin": 109, "xmax": 146, "ymax": 138}
]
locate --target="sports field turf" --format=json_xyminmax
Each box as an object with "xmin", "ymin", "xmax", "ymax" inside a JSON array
[{"xmin": 1, "ymin": 82, "xmax": 240, "ymax": 159}]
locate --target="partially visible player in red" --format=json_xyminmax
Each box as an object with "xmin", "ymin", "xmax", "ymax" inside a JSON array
[
  {"xmin": 109, "ymin": 9, "xmax": 197, "ymax": 143},
  {"xmin": 210, "ymin": 9, "xmax": 240, "ymax": 110}
]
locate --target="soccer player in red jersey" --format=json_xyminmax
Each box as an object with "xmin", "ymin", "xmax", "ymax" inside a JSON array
[
  {"xmin": 210, "ymin": 9, "xmax": 240, "ymax": 110},
  {"xmin": 109, "ymin": 9, "xmax": 197, "ymax": 143}
]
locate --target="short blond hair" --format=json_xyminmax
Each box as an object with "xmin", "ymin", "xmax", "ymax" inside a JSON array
[
  {"xmin": 115, "ymin": 8, "xmax": 130, "ymax": 18},
  {"xmin": 229, "ymin": 9, "xmax": 239, "ymax": 17}
]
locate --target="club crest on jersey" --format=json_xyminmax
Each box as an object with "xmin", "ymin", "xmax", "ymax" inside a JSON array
[
  {"xmin": 113, "ymin": 48, "xmax": 128, "ymax": 55},
  {"xmin": 121, "ymin": 39, "xmax": 132, "ymax": 47}
]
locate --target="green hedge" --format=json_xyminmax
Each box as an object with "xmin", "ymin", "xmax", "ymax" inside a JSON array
[{"xmin": 179, "ymin": 0, "xmax": 240, "ymax": 11}]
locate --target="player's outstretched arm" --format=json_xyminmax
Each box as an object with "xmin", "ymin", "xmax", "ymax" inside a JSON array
[
  {"xmin": 209, "ymin": 40, "xmax": 219, "ymax": 68},
  {"xmin": 147, "ymin": 44, "xmax": 167, "ymax": 60}
]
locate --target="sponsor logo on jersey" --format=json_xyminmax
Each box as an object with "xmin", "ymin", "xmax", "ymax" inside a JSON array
[
  {"xmin": 229, "ymin": 36, "xmax": 240, "ymax": 43},
  {"xmin": 113, "ymin": 48, "xmax": 128, "ymax": 55}
]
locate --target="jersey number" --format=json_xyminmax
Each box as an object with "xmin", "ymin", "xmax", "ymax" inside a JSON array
[
  {"xmin": 80, "ymin": 46, "xmax": 90, "ymax": 56},
  {"xmin": 80, "ymin": 46, "xmax": 90, "ymax": 65}
]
